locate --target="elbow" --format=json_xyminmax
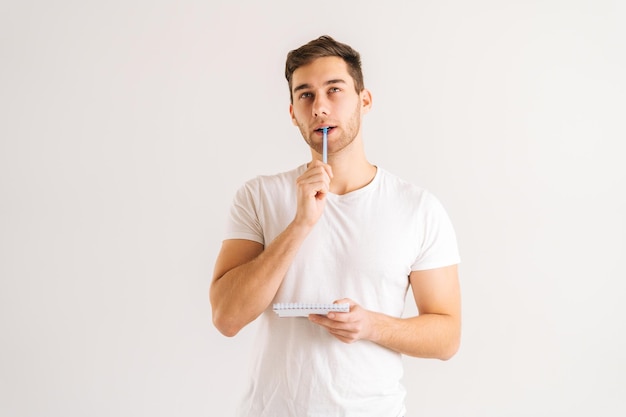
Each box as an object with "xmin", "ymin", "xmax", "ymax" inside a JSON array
[
  {"xmin": 439, "ymin": 344, "xmax": 459, "ymax": 361},
  {"xmin": 438, "ymin": 333, "xmax": 461, "ymax": 361},
  {"xmin": 216, "ymin": 324, "xmax": 240, "ymax": 338},
  {"xmin": 437, "ymin": 315, "xmax": 461, "ymax": 361},
  {"xmin": 209, "ymin": 287, "xmax": 260, "ymax": 337},
  {"xmin": 209, "ymin": 287, "xmax": 242, "ymax": 337},
  {"xmin": 211, "ymin": 309, "xmax": 243, "ymax": 337}
]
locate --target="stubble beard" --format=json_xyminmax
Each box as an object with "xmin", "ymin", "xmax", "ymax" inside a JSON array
[{"xmin": 297, "ymin": 102, "xmax": 362, "ymax": 157}]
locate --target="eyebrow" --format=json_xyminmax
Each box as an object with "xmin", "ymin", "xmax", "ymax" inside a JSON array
[{"xmin": 293, "ymin": 79, "xmax": 347, "ymax": 93}]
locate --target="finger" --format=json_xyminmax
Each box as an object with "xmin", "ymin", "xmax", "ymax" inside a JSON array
[
  {"xmin": 309, "ymin": 314, "xmax": 349, "ymax": 330},
  {"xmin": 309, "ymin": 314, "xmax": 335, "ymax": 327},
  {"xmin": 304, "ymin": 181, "xmax": 330, "ymax": 195},
  {"xmin": 303, "ymin": 162, "xmax": 329, "ymax": 175},
  {"xmin": 303, "ymin": 162, "xmax": 333, "ymax": 183},
  {"xmin": 297, "ymin": 177, "xmax": 330, "ymax": 196},
  {"xmin": 310, "ymin": 315, "xmax": 356, "ymax": 333},
  {"xmin": 297, "ymin": 171, "xmax": 331, "ymax": 191},
  {"xmin": 326, "ymin": 298, "xmax": 355, "ymax": 320},
  {"xmin": 328, "ymin": 329, "xmax": 358, "ymax": 343},
  {"xmin": 324, "ymin": 163, "xmax": 334, "ymax": 179},
  {"xmin": 326, "ymin": 311, "xmax": 350, "ymax": 321},
  {"xmin": 332, "ymin": 298, "xmax": 355, "ymax": 307},
  {"xmin": 297, "ymin": 170, "xmax": 319, "ymax": 182}
]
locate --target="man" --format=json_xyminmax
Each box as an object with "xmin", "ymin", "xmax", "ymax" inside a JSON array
[{"xmin": 210, "ymin": 35, "xmax": 461, "ymax": 417}]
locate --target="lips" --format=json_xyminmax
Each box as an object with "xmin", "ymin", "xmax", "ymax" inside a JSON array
[{"xmin": 314, "ymin": 126, "xmax": 336, "ymax": 134}]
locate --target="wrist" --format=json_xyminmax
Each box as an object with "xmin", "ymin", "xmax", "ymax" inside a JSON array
[
  {"xmin": 287, "ymin": 218, "xmax": 315, "ymax": 238},
  {"xmin": 365, "ymin": 310, "xmax": 385, "ymax": 343}
]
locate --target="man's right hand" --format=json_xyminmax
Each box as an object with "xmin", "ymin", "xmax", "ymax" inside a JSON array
[{"xmin": 293, "ymin": 160, "xmax": 333, "ymax": 228}]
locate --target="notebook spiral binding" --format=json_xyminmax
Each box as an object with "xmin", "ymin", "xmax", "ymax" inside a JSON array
[{"xmin": 272, "ymin": 302, "xmax": 350, "ymax": 317}]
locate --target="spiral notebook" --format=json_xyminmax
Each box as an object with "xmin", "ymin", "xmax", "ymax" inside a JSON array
[{"xmin": 272, "ymin": 302, "xmax": 350, "ymax": 317}]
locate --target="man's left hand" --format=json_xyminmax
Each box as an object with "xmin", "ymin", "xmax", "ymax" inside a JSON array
[{"xmin": 308, "ymin": 298, "xmax": 377, "ymax": 344}]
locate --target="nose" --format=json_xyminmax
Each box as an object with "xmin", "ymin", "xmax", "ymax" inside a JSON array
[{"xmin": 312, "ymin": 94, "xmax": 329, "ymax": 118}]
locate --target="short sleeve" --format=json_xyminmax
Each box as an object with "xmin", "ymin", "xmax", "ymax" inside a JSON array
[
  {"xmin": 410, "ymin": 192, "xmax": 460, "ymax": 271},
  {"xmin": 223, "ymin": 181, "xmax": 265, "ymax": 245}
]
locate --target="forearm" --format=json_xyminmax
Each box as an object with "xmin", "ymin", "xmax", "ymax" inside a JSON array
[
  {"xmin": 210, "ymin": 221, "xmax": 312, "ymax": 336},
  {"xmin": 212, "ymin": 161, "xmax": 333, "ymax": 336},
  {"xmin": 310, "ymin": 267, "xmax": 461, "ymax": 358},
  {"xmin": 369, "ymin": 312, "xmax": 461, "ymax": 360}
]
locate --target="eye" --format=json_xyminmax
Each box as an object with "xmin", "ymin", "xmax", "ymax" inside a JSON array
[
  {"xmin": 329, "ymin": 87, "xmax": 341, "ymax": 93},
  {"xmin": 299, "ymin": 92, "xmax": 313, "ymax": 100}
]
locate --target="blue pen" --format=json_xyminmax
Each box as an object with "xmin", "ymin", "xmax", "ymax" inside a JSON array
[{"xmin": 322, "ymin": 127, "xmax": 328, "ymax": 163}]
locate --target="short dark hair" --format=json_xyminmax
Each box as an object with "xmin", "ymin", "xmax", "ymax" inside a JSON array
[{"xmin": 285, "ymin": 35, "xmax": 364, "ymax": 102}]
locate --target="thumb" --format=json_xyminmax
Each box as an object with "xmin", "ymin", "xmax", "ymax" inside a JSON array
[{"xmin": 332, "ymin": 298, "xmax": 355, "ymax": 308}]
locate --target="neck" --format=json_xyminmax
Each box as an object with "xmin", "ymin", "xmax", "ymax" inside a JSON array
[
  {"xmin": 311, "ymin": 135, "xmax": 376, "ymax": 195},
  {"xmin": 329, "ymin": 159, "xmax": 377, "ymax": 195}
]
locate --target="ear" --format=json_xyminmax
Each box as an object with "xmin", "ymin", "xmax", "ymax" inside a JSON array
[
  {"xmin": 289, "ymin": 103, "xmax": 298, "ymax": 126},
  {"xmin": 360, "ymin": 88, "xmax": 373, "ymax": 114}
]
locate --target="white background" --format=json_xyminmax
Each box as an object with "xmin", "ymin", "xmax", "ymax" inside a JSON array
[{"xmin": 1, "ymin": 1, "xmax": 625, "ymax": 416}]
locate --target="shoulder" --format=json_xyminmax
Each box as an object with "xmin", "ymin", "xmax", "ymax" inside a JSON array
[
  {"xmin": 375, "ymin": 168, "xmax": 453, "ymax": 224},
  {"xmin": 244, "ymin": 164, "xmax": 304, "ymax": 187},
  {"xmin": 232, "ymin": 164, "xmax": 306, "ymax": 207},
  {"xmin": 376, "ymin": 168, "xmax": 435, "ymax": 203}
]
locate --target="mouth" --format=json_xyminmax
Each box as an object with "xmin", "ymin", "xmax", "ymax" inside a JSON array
[{"xmin": 314, "ymin": 126, "xmax": 336, "ymax": 135}]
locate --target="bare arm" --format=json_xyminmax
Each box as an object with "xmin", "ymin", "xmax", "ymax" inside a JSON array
[
  {"xmin": 210, "ymin": 161, "xmax": 333, "ymax": 337},
  {"xmin": 210, "ymin": 225, "xmax": 311, "ymax": 337},
  {"xmin": 309, "ymin": 264, "xmax": 461, "ymax": 360}
]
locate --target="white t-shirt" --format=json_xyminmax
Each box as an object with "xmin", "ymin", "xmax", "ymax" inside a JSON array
[{"xmin": 224, "ymin": 164, "xmax": 460, "ymax": 417}]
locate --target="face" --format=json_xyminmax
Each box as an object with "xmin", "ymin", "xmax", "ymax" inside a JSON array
[{"xmin": 289, "ymin": 56, "xmax": 371, "ymax": 158}]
